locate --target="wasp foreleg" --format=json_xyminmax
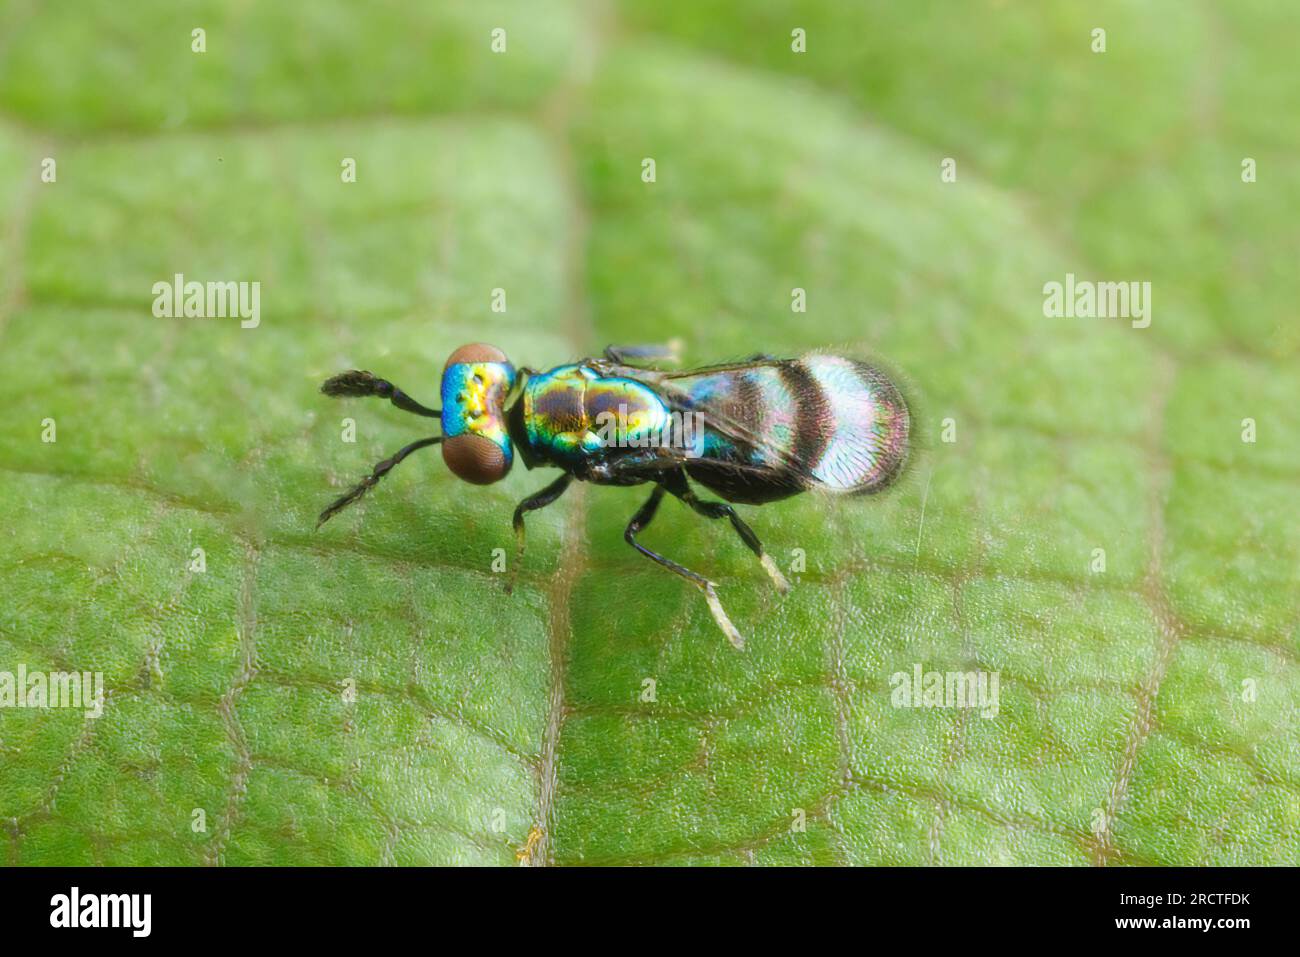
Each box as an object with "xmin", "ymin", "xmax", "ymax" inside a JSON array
[{"xmin": 505, "ymin": 474, "xmax": 573, "ymax": 595}]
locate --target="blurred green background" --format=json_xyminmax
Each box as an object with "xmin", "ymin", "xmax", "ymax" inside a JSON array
[{"xmin": 0, "ymin": 1, "xmax": 1296, "ymax": 865}]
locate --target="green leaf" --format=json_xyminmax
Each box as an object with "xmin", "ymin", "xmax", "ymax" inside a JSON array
[{"xmin": 1, "ymin": 1, "xmax": 1296, "ymax": 866}]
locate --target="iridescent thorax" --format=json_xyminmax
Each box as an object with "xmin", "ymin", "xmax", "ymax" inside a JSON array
[{"xmin": 521, "ymin": 364, "xmax": 671, "ymax": 466}]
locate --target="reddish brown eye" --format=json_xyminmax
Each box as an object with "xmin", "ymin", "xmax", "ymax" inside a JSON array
[
  {"xmin": 444, "ymin": 342, "xmax": 509, "ymax": 368},
  {"xmin": 442, "ymin": 433, "xmax": 510, "ymax": 484}
]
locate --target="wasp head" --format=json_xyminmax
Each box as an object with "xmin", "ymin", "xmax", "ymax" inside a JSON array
[{"xmin": 439, "ymin": 343, "xmax": 516, "ymax": 484}]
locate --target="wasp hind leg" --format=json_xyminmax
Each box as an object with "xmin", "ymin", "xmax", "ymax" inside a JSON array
[
  {"xmin": 624, "ymin": 485, "xmax": 745, "ymax": 649},
  {"xmin": 664, "ymin": 471, "xmax": 791, "ymax": 594},
  {"xmin": 505, "ymin": 474, "xmax": 573, "ymax": 595}
]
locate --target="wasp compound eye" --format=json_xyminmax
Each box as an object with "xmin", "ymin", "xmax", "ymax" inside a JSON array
[
  {"xmin": 444, "ymin": 342, "xmax": 509, "ymax": 368},
  {"xmin": 442, "ymin": 432, "xmax": 510, "ymax": 484}
]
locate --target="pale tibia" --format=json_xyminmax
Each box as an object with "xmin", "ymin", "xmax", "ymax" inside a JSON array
[
  {"xmin": 704, "ymin": 584, "xmax": 745, "ymax": 650},
  {"xmin": 760, "ymin": 553, "xmax": 791, "ymax": 594}
]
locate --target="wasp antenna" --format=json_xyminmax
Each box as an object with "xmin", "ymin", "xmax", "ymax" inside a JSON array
[
  {"xmin": 320, "ymin": 370, "xmax": 380, "ymax": 396},
  {"xmin": 320, "ymin": 370, "xmax": 440, "ymax": 418},
  {"xmin": 317, "ymin": 435, "xmax": 442, "ymax": 528}
]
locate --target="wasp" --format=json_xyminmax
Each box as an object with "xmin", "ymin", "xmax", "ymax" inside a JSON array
[{"xmin": 317, "ymin": 343, "xmax": 910, "ymax": 648}]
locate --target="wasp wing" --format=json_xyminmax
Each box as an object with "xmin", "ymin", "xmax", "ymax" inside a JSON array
[{"xmin": 599, "ymin": 354, "xmax": 910, "ymax": 501}]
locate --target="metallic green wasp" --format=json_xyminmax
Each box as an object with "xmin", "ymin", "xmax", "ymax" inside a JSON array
[{"xmin": 317, "ymin": 342, "xmax": 910, "ymax": 648}]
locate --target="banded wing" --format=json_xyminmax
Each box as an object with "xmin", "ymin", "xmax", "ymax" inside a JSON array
[{"xmin": 606, "ymin": 353, "xmax": 911, "ymax": 501}]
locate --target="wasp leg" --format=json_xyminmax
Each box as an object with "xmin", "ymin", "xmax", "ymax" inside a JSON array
[
  {"xmin": 321, "ymin": 370, "xmax": 441, "ymax": 418},
  {"xmin": 603, "ymin": 341, "xmax": 684, "ymax": 367},
  {"xmin": 317, "ymin": 436, "xmax": 442, "ymax": 528},
  {"xmin": 624, "ymin": 485, "xmax": 745, "ymax": 649},
  {"xmin": 505, "ymin": 474, "xmax": 573, "ymax": 595},
  {"xmin": 664, "ymin": 471, "xmax": 790, "ymax": 594}
]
